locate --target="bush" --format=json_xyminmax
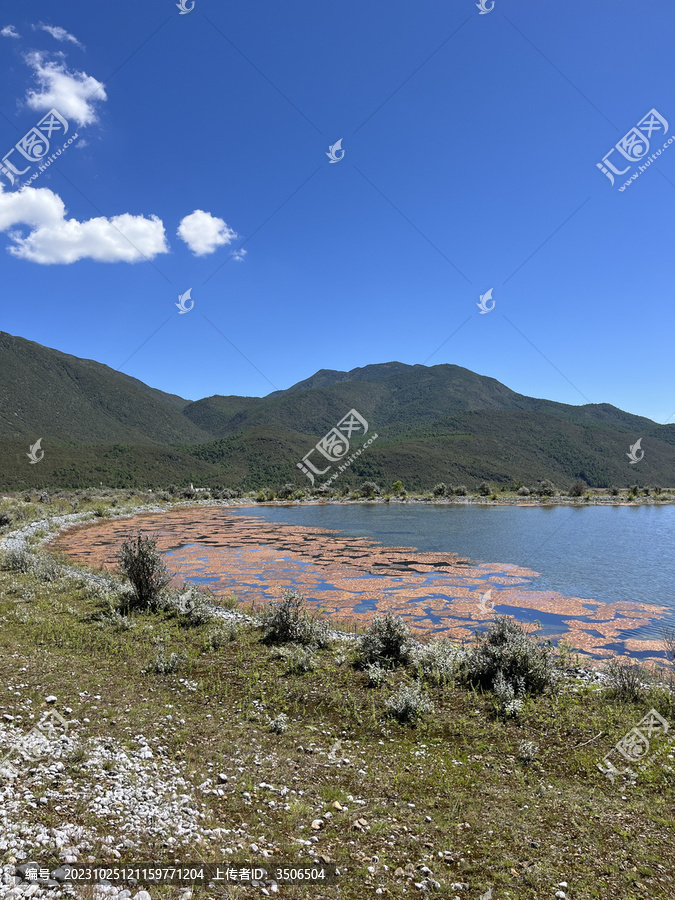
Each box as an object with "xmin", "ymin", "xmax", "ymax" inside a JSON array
[
  {"xmin": 604, "ymin": 657, "xmax": 650, "ymax": 702},
  {"xmin": 268, "ymin": 713, "xmax": 289, "ymax": 734},
  {"xmin": 518, "ymin": 740, "xmax": 539, "ymax": 763},
  {"xmin": 29, "ymin": 552, "xmax": 62, "ymax": 582},
  {"xmin": 392, "ymin": 480, "xmax": 405, "ymax": 494},
  {"xmin": 0, "ymin": 512, "xmax": 13, "ymax": 529},
  {"xmin": 492, "ymin": 671, "xmax": 523, "ymax": 717},
  {"xmin": 1, "ymin": 548, "xmax": 31, "ymax": 573},
  {"xmin": 279, "ymin": 646, "xmax": 317, "ymax": 674},
  {"xmin": 118, "ymin": 533, "xmax": 171, "ymax": 614},
  {"xmin": 386, "ymin": 683, "xmax": 434, "ymax": 725},
  {"xmin": 432, "ymin": 483, "xmax": 447, "ymax": 497},
  {"xmin": 361, "ymin": 481, "xmax": 380, "ymax": 499},
  {"xmin": 411, "ymin": 639, "xmax": 463, "ymax": 686},
  {"xmin": 357, "ymin": 614, "xmax": 413, "ymax": 669},
  {"xmin": 517, "ymin": 486, "xmax": 531, "ymax": 496},
  {"xmin": 259, "ymin": 590, "xmax": 331, "ymax": 647},
  {"xmin": 569, "ymin": 480, "xmax": 586, "ymax": 497},
  {"xmin": 203, "ymin": 622, "xmax": 239, "ymax": 650},
  {"xmin": 276, "ymin": 483, "xmax": 297, "ymax": 500},
  {"xmin": 478, "ymin": 481, "xmax": 491, "ymax": 496},
  {"xmin": 462, "ymin": 616, "xmax": 554, "ymax": 700},
  {"xmin": 453, "ymin": 485, "xmax": 468, "ymax": 496},
  {"xmin": 536, "ymin": 480, "xmax": 556, "ymax": 497},
  {"xmin": 149, "ymin": 649, "xmax": 187, "ymax": 675},
  {"xmin": 95, "ymin": 602, "xmax": 135, "ymax": 632},
  {"xmin": 365, "ymin": 663, "xmax": 386, "ymax": 687}
]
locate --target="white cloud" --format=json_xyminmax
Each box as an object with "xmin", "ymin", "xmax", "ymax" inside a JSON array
[
  {"xmin": 0, "ymin": 183, "xmax": 169, "ymax": 264},
  {"xmin": 1, "ymin": 25, "xmax": 20, "ymax": 39},
  {"xmin": 177, "ymin": 209, "xmax": 238, "ymax": 256},
  {"xmin": 25, "ymin": 52, "xmax": 106, "ymax": 127},
  {"xmin": 35, "ymin": 23, "xmax": 84, "ymax": 48},
  {"xmin": 231, "ymin": 248, "xmax": 247, "ymax": 262}
]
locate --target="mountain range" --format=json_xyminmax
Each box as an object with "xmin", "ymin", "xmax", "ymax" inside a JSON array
[{"xmin": 0, "ymin": 331, "xmax": 672, "ymax": 491}]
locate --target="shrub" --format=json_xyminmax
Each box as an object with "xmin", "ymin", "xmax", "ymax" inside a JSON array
[
  {"xmin": 118, "ymin": 533, "xmax": 171, "ymax": 614},
  {"xmin": 462, "ymin": 616, "xmax": 554, "ymax": 699},
  {"xmin": 276, "ymin": 483, "xmax": 297, "ymax": 500},
  {"xmin": 518, "ymin": 740, "xmax": 539, "ymax": 763},
  {"xmin": 604, "ymin": 657, "xmax": 650, "ymax": 702},
  {"xmin": 386, "ymin": 683, "xmax": 434, "ymax": 725},
  {"xmin": 268, "ymin": 713, "xmax": 289, "ymax": 734},
  {"xmin": 203, "ymin": 622, "xmax": 239, "ymax": 650},
  {"xmin": 609, "ymin": 486, "xmax": 619, "ymax": 496},
  {"xmin": 392, "ymin": 480, "xmax": 405, "ymax": 494},
  {"xmin": 149, "ymin": 649, "xmax": 187, "ymax": 674},
  {"xmin": 357, "ymin": 614, "xmax": 413, "ymax": 669},
  {"xmin": 280, "ymin": 646, "xmax": 317, "ymax": 674},
  {"xmin": 492, "ymin": 671, "xmax": 523, "ymax": 717},
  {"xmin": 259, "ymin": 590, "xmax": 331, "ymax": 647},
  {"xmin": 569, "ymin": 480, "xmax": 586, "ymax": 497},
  {"xmin": 517, "ymin": 486, "xmax": 531, "ymax": 496},
  {"xmin": 95, "ymin": 602, "xmax": 135, "ymax": 632},
  {"xmin": 453, "ymin": 485, "xmax": 468, "ymax": 496},
  {"xmin": 0, "ymin": 512, "xmax": 13, "ymax": 529},
  {"xmin": 29, "ymin": 553, "xmax": 62, "ymax": 582},
  {"xmin": 361, "ymin": 481, "xmax": 380, "ymax": 499},
  {"xmin": 411, "ymin": 639, "xmax": 463, "ymax": 686},
  {"xmin": 536, "ymin": 480, "xmax": 556, "ymax": 497},
  {"xmin": 1, "ymin": 548, "xmax": 31, "ymax": 573},
  {"xmin": 365, "ymin": 663, "xmax": 386, "ymax": 688},
  {"xmin": 478, "ymin": 481, "xmax": 491, "ymax": 496},
  {"xmin": 432, "ymin": 483, "xmax": 447, "ymax": 497}
]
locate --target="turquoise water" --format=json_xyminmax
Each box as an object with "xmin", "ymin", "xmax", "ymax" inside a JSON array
[{"xmin": 227, "ymin": 503, "xmax": 675, "ymax": 635}]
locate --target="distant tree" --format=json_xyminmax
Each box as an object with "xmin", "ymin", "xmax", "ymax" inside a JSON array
[
  {"xmin": 569, "ymin": 480, "xmax": 585, "ymax": 497},
  {"xmin": 432, "ymin": 483, "xmax": 448, "ymax": 497},
  {"xmin": 517, "ymin": 486, "xmax": 531, "ymax": 496},
  {"xmin": 478, "ymin": 481, "xmax": 491, "ymax": 496},
  {"xmin": 453, "ymin": 485, "xmax": 468, "ymax": 496},
  {"xmin": 537, "ymin": 480, "xmax": 556, "ymax": 497},
  {"xmin": 276, "ymin": 483, "xmax": 296, "ymax": 500},
  {"xmin": 361, "ymin": 481, "xmax": 380, "ymax": 499},
  {"xmin": 392, "ymin": 480, "xmax": 405, "ymax": 494}
]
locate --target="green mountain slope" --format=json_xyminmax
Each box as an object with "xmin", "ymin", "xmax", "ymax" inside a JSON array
[
  {"xmin": 1, "ymin": 332, "xmax": 673, "ymax": 490},
  {"xmin": 0, "ymin": 332, "xmax": 211, "ymax": 445}
]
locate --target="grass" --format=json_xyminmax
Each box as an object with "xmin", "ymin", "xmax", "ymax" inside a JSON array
[{"xmin": 0, "ymin": 496, "xmax": 675, "ymax": 898}]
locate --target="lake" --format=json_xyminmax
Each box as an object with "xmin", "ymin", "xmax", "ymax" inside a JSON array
[{"xmin": 53, "ymin": 502, "xmax": 675, "ymax": 664}]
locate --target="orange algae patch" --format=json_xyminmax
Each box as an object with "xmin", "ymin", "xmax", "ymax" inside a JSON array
[{"xmin": 51, "ymin": 505, "xmax": 670, "ymax": 659}]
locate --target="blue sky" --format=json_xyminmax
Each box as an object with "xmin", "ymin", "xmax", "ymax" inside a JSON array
[{"xmin": 1, "ymin": 0, "xmax": 674, "ymax": 423}]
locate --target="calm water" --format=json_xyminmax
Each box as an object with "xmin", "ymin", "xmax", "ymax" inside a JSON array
[{"xmin": 228, "ymin": 503, "xmax": 675, "ymax": 632}]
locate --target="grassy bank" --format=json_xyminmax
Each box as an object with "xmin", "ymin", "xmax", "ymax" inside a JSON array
[{"xmin": 0, "ymin": 498, "xmax": 674, "ymax": 898}]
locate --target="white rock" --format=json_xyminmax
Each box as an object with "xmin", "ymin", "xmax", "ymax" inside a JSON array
[{"xmin": 45, "ymin": 696, "xmax": 57, "ymax": 704}]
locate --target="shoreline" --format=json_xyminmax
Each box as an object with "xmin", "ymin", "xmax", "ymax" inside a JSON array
[{"xmin": 43, "ymin": 501, "xmax": 673, "ymax": 665}]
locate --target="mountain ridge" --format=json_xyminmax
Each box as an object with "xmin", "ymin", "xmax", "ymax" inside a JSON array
[{"xmin": 0, "ymin": 331, "xmax": 672, "ymax": 490}]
